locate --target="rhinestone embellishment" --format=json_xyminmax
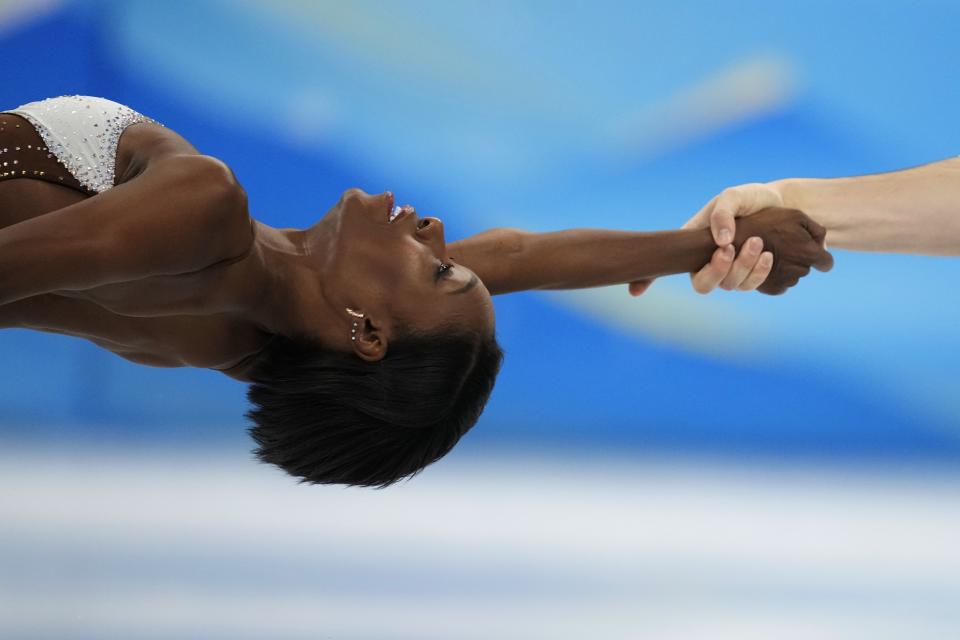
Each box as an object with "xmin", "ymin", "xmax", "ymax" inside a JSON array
[{"xmin": 2, "ymin": 95, "xmax": 164, "ymax": 193}]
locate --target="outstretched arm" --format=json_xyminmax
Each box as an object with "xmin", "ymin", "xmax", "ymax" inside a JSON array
[
  {"xmin": 448, "ymin": 208, "xmax": 832, "ymax": 296},
  {"xmin": 450, "ymin": 228, "xmax": 715, "ymax": 296}
]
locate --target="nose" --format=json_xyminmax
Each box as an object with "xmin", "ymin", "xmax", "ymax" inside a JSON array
[
  {"xmin": 416, "ymin": 216, "xmax": 443, "ymax": 235},
  {"xmin": 416, "ymin": 216, "xmax": 446, "ymax": 252}
]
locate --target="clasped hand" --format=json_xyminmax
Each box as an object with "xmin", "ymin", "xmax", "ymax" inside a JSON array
[
  {"xmin": 629, "ymin": 183, "xmax": 834, "ymax": 296},
  {"xmin": 729, "ymin": 207, "xmax": 834, "ymax": 294}
]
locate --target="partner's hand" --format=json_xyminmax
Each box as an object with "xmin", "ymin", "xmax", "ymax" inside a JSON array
[
  {"xmin": 733, "ymin": 207, "xmax": 833, "ymax": 295},
  {"xmin": 627, "ymin": 182, "xmax": 783, "ymax": 297}
]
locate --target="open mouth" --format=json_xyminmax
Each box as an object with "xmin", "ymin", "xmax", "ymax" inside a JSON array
[{"xmin": 388, "ymin": 203, "xmax": 415, "ymax": 224}]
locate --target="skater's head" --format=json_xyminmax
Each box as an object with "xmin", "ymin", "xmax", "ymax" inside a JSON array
[
  {"xmin": 241, "ymin": 188, "xmax": 504, "ymax": 486},
  {"xmin": 255, "ymin": 187, "xmax": 496, "ymax": 355}
]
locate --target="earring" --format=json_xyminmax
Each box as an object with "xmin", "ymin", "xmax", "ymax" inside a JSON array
[{"xmin": 346, "ymin": 307, "xmax": 364, "ymax": 341}]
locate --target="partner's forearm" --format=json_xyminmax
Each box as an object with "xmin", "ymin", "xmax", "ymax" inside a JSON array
[
  {"xmin": 772, "ymin": 156, "xmax": 960, "ymax": 254},
  {"xmin": 449, "ymin": 227, "xmax": 715, "ymax": 295}
]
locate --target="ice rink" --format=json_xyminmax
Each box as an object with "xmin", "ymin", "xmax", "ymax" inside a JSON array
[{"xmin": 3, "ymin": 446, "xmax": 958, "ymax": 639}]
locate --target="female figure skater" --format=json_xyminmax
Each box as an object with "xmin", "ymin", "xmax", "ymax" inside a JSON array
[{"xmin": 0, "ymin": 95, "xmax": 831, "ymax": 487}]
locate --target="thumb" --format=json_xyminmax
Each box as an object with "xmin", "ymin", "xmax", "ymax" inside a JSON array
[
  {"xmin": 710, "ymin": 183, "xmax": 783, "ymax": 245},
  {"xmin": 710, "ymin": 199, "xmax": 737, "ymax": 246}
]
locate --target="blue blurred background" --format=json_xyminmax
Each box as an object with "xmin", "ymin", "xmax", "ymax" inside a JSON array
[{"xmin": 1, "ymin": 1, "xmax": 958, "ymax": 638}]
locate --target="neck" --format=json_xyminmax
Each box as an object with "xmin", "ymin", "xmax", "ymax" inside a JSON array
[{"xmin": 236, "ymin": 219, "xmax": 343, "ymax": 345}]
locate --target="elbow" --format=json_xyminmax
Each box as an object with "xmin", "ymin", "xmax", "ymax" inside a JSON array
[
  {"xmin": 193, "ymin": 156, "xmax": 253, "ymax": 260},
  {"xmin": 480, "ymin": 228, "xmax": 529, "ymax": 296},
  {"xmin": 498, "ymin": 227, "xmax": 529, "ymax": 255},
  {"xmin": 167, "ymin": 154, "xmax": 247, "ymax": 210},
  {"xmin": 200, "ymin": 155, "xmax": 248, "ymax": 210},
  {"xmin": 218, "ymin": 178, "xmax": 249, "ymax": 225}
]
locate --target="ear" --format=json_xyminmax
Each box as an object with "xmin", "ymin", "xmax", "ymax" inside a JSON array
[{"xmin": 351, "ymin": 315, "xmax": 388, "ymax": 362}]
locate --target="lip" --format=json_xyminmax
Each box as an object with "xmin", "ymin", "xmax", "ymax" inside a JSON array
[{"xmin": 384, "ymin": 191, "xmax": 394, "ymax": 221}]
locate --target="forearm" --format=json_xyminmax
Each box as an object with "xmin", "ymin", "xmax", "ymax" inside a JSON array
[
  {"xmin": 772, "ymin": 156, "xmax": 960, "ymax": 254},
  {"xmin": 450, "ymin": 227, "xmax": 715, "ymax": 295}
]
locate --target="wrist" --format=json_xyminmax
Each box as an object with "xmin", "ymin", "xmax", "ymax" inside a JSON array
[
  {"xmin": 767, "ymin": 177, "xmax": 799, "ymax": 209},
  {"xmin": 671, "ymin": 227, "xmax": 718, "ymax": 274},
  {"xmin": 769, "ymin": 176, "xmax": 844, "ymax": 242}
]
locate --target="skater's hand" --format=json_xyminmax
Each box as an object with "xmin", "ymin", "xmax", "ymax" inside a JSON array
[
  {"xmin": 730, "ymin": 207, "xmax": 833, "ymax": 295},
  {"xmin": 628, "ymin": 182, "xmax": 785, "ymax": 296}
]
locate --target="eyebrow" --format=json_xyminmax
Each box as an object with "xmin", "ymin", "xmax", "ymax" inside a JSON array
[{"xmin": 448, "ymin": 272, "xmax": 479, "ymax": 295}]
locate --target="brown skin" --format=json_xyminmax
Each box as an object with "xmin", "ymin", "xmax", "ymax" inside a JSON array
[
  {"xmin": 0, "ymin": 117, "xmax": 831, "ymax": 382},
  {"xmin": 734, "ymin": 208, "xmax": 834, "ymax": 294},
  {"xmin": 0, "ymin": 116, "xmax": 271, "ymax": 372},
  {"xmin": 237, "ymin": 188, "xmax": 497, "ymax": 362},
  {"xmin": 454, "ymin": 208, "xmax": 831, "ymax": 296},
  {"xmin": 0, "ymin": 115, "xmax": 498, "ymax": 374}
]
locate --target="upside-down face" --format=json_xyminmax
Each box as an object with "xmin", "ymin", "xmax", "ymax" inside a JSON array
[{"xmin": 320, "ymin": 188, "xmax": 495, "ymax": 351}]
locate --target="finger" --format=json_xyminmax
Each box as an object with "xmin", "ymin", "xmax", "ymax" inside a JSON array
[
  {"xmin": 691, "ymin": 244, "xmax": 735, "ymax": 294},
  {"xmin": 805, "ymin": 218, "xmax": 828, "ymax": 244},
  {"xmin": 778, "ymin": 265, "xmax": 808, "ymax": 286},
  {"xmin": 813, "ymin": 247, "xmax": 835, "ymax": 272},
  {"xmin": 628, "ymin": 278, "xmax": 655, "ymax": 297},
  {"xmin": 759, "ymin": 282, "xmax": 788, "ymax": 296},
  {"xmin": 736, "ymin": 251, "xmax": 773, "ymax": 291},
  {"xmin": 719, "ymin": 236, "xmax": 764, "ymax": 290}
]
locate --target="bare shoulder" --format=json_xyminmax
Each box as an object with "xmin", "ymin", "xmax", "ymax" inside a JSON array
[
  {"xmin": 117, "ymin": 121, "xmax": 245, "ymax": 193},
  {"xmin": 116, "ymin": 121, "xmax": 202, "ymax": 178},
  {"xmin": 116, "ymin": 121, "xmax": 255, "ymax": 263}
]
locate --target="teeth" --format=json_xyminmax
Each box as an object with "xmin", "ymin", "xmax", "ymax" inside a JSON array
[{"xmin": 389, "ymin": 204, "xmax": 414, "ymax": 223}]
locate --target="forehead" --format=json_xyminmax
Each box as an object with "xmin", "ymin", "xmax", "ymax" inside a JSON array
[
  {"xmin": 451, "ymin": 280, "xmax": 496, "ymax": 333},
  {"xmin": 476, "ymin": 283, "xmax": 496, "ymax": 330},
  {"xmin": 405, "ymin": 279, "xmax": 495, "ymax": 335}
]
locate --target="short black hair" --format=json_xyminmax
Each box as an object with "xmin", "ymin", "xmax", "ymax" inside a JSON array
[{"xmin": 243, "ymin": 323, "xmax": 504, "ymax": 488}]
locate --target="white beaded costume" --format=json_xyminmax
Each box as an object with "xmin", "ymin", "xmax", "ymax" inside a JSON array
[{"xmin": 1, "ymin": 95, "xmax": 162, "ymax": 194}]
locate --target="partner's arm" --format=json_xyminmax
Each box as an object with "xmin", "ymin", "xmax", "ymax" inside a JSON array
[
  {"xmin": 771, "ymin": 156, "xmax": 960, "ymax": 254},
  {"xmin": 448, "ymin": 208, "xmax": 831, "ymax": 296},
  {"xmin": 691, "ymin": 156, "xmax": 960, "ymax": 255},
  {"xmin": 668, "ymin": 156, "xmax": 960, "ymax": 295},
  {"xmin": 0, "ymin": 154, "xmax": 250, "ymax": 306}
]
